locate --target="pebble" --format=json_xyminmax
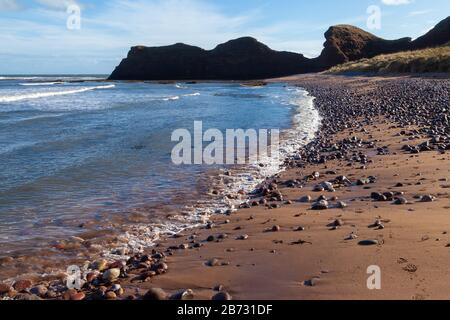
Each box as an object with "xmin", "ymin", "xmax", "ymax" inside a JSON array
[
  {"xmin": 143, "ymin": 288, "xmax": 168, "ymax": 300},
  {"xmin": 93, "ymin": 259, "xmax": 108, "ymax": 271},
  {"xmin": 237, "ymin": 234, "xmax": 249, "ymax": 240},
  {"xmin": 311, "ymin": 200, "xmax": 329, "ymax": 210},
  {"xmin": 206, "ymin": 258, "xmax": 220, "ymax": 267},
  {"xmin": 105, "ymin": 291, "xmax": 117, "ymax": 300},
  {"xmin": 420, "ymin": 195, "xmax": 436, "ymax": 202},
  {"xmin": 393, "ymin": 197, "xmax": 408, "ymax": 205},
  {"xmin": 170, "ymin": 289, "xmax": 195, "ymax": 300},
  {"xmin": 13, "ymin": 279, "xmax": 33, "ymax": 292},
  {"xmin": 358, "ymin": 239, "xmax": 379, "ymax": 246},
  {"xmin": 336, "ymin": 201, "xmax": 347, "ymax": 209},
  {"xmin": 103, "ymin": 268, "xmax": 121, "ymax": 282},
  {"xmin": 332, "ymin": 219, "xmax": 344, "ymax": 227},
  {"xmin": 212, "ymin": 291, "xmax": 232, "ymax": 301},
  {"xmin": 271, "ymin": 225, "xmax": 281, "ymax": 232},
  {"xmin": 298, "ymin": 195, "xmax": 312, "ymax": 203},
  {"xmin": 0, "ymin": 283, "xmax": 11, "ymax": 294},
  {"xmin": 303, "ymin": 277, "xmax": 320, "ymax": 287},
  {"xmin": 30, "ymin": 285, "xmax": 48, "ymax": 297}
]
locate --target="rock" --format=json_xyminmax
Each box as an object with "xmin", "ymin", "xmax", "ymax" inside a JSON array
[
  {"xmin": 143, "ymin": 288, "xmax": 168, "ymax": 300},
  {"xmin": 14, "ymin": 293, "xmax": 41, "ymax": 300},
  {"xmin": 93, "ymin": 259, "xmax": 108, "ymax": 271},
  {"xmin": 345, "ymin": 233, "xmax": 358, "ymax": 240},
  {"xmin": 86, "ymin": 272, "xmax": 99, "ymax": 283},
  {"xmin": 206, "ymin": 235, "xmax": 216, "ymax": 242},
  {"xmin": 393, "ymin": 197, "xmax": 408, "ymax": 205},
  {"xmin": 332, "ymin": 219, "xmax": 344, "ymax": 227},
  {"xmin": 299, "ymin": 195, "xmax": 312, "ymax": 203},
  {"xmin": 206, "ymin": 258, "xmax": 220, "ymax": 267},
  {"xmin": 170, "ymin": 289, "xmax": 195, "ymax": 300},
  {"xmin": 358, "ymin": 239, "xmax": 379, "ymax": 246},
  {"xmin": 237, "ymin": 234, "xmax": 249, "ymax": 240},
  {"xmin": 303, "ymin": 277, "xmax": 320, "ymax": 287},
  {"xmin": 294, "ymin": 226, "xmax": 306, "ymax": 232},
  {"xmin": 30, "ymin": 285, "xmax": 48, "ymax": 297},
  {"xmin": 212, "ymin": 291, "xmax": 232, "ymax": 301},
  {"xmin": 421, "ymin": 195, "xmax": 436, "ymax": 202},
  {"xmin": 271, "ymin": 225, "xmax": 281, "ymax": 232},
  {"xmin": 336, "ymin": 201, "xmax": 347, "ymax": 209},
  {"xmin": 71, "ymin": 292, "xmax": 86, "ymax": 301},
  {"xmin": 103, "ymin": 268, "xmax": 121, "ymax": 282},
  {"xmin": 0, "ymin": 283, "xmax": 11, "ymax": 294},
  {"xmin": 105, "ymin": 291, "xmax": 117, "ymax": 300},
  {"xmin": 213, "ymin": 285, "xmax": 224, "ymax": 291},
  {"xmin": 13, "ymin": 279, "xmax": 33, "ymax": 292},
  {"xmin": 63, "ymin": 289, "xmax": 85, "ymax": 301},
  {"xmin": 311, "ymin": 200, "xmax": 329, "ymax": 210}
]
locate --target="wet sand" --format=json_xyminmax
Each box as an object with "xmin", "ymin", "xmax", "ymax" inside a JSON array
[{"xmin": 1, "ymin": 74, "xmax": 449, "ymax": 300}]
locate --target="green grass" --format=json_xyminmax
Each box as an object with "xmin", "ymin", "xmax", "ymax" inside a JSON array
[{"xmin": 325, "ymin": 45, "xmax": 450, "ymax": 74}]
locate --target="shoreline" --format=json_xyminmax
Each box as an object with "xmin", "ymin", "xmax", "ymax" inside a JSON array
[
  {"xmin": 0, "ymin": 82, "xmax": 319, "ymax": 286},
  {"xmin": 1, "ymin": 74, "xmax": 449, "ymax": 300}
]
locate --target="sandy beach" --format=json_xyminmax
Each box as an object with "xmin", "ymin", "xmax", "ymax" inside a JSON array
[{"xmin": 1, "ymin": 74, "xmax": 449, "ymax": 301}]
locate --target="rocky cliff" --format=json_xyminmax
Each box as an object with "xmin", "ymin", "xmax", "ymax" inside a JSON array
[
  {"xmin": 109, "ymin": 37, "xmax": 311, "ymax": 80},
  {"xmin": 109, "ymin": 16, "xmax": 450, "ymax": 80}
]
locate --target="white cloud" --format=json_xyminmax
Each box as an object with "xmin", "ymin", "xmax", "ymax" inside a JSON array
[
  {"xmin": 0, "ymin": 0, "xmax": 22, "ymax": 11},
  {"xmin": 408, "ymin": 9, "xmax": 432, "ymax": 16},
  {"xmin": 381, "ymin": 0, "xmax": 412, "ymax": 5},
  {"xmin": 34, "ymin": 0, "xmax": 79, "ymax": 10}
]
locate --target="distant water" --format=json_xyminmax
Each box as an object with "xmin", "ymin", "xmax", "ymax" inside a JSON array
[{"xmin": 0, "ymin": 76, "xmax": 320, "ymax": 279}]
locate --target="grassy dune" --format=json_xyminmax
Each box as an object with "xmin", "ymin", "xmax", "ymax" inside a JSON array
[{"xmin": 326, "ymin": 45, "xmax": 450, "ymax": 74}]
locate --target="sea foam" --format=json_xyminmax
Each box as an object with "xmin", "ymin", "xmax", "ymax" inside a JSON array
[{"xmin": 0, "ymin": 84, "xmax": 115, "ymax": 103}]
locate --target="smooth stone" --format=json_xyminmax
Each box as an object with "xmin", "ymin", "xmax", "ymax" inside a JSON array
[
  {"xmin": 393, "ymin": 197, "xmax": 408, "ymax": 205},
  {"xmin": 143, "ymin": 288, "xmax": 168, "ymax": 300},
  {"xmin": 103, "ymin": 268, "xmax": 121, "ymax": 282},
  {"xmin": 93, "ymin": 259, "xmax": 108, "ymax": 271},
  {"xmin": 358, "ymin": 239, "xmax": 379, "ymax": 246},
  {"xmin": 421, "ymin": 195, "xmax": 436, "ymax": 202},
  {"xmin": 0, "ymin": 283, "xmax": 11, "ymax": 294},
  {"xmin": 298, "ymin": 195, "xmax": 312, "ymax": 203},
  {"xmin": 271, "ymin": 225, "xmax": 281, "ymax": 232},
  {"xmin": 13, "ymin": 279, "xmax": 33, "ymax": 292},
  {"xmin": 212, "ymin": 291, "xmax": 232, "ymax": 301},
  {"xmin": 206, "ymin": 258, "xmax": 220, "ymax": 267},
  {"xmin": 30, "ymin": 285, "xmax": 48, "ymax": 297},
  {"xmin": 105, "ymin": 291, "xmax": 117, "ymax": 300},
  {"xmin": 170, "ymin": 289, "xmax": 195, "ymax": 300},
  {"xmin": 311, "ymin": 200, "xmax": 329, "ymax": 210},
  {"xmin": 337, "ymin": 201, "xmax": 348, "ymax": 209}
]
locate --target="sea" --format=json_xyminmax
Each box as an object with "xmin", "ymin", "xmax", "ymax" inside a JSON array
[{"xmin": 0, "ymin": 75, "xmax": 320, "ymax": 280}]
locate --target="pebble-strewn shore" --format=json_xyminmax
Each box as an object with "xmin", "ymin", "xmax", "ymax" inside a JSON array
[{"xmin": 1, "ymin": 74, "xmax": 449, "ymax": 300}]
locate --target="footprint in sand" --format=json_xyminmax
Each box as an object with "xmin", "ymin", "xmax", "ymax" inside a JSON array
[{"xmin": 403, "ymin": 264, "xmax": 418, "ymax": 273}]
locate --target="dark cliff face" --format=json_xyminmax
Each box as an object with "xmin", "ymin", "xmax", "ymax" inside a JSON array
[
  {"xmin": 312, "ymin": 25, "xmax": 412, "ymax": 70},
  {"xmin": 109, "ymin": 16, "xmax": 450, "ymax": 80},
  {"xmin": 109, "ymin": 37, "xmax": 310, "ymax": 80},
  {"xmin": 412, "ymin": 16, "xmax": 450, "ymax": 49}
]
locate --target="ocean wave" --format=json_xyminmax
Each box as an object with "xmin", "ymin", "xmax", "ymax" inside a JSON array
[
  {"xmin": 175, "ymin": 84, "xmax": 188, "ymax": 89},
  {"xmin": 19, "ymin": 82, "xmax": 65, "ymax": 86},
  {"xmin": 162, "ymin": 96, "xmax": 180, "ymax": 101},
  {"xmin": 0, "ymin": 85, "xmax": 115, "ymax": 103},
  {"xmin": 183, "ymin": 92, "xmax": 200, "ymax": 97}
]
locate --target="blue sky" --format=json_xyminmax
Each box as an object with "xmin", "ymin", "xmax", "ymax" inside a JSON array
[{"xmin": 0, "ymin": 0, "xmax": 448, "ymax": 74}]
